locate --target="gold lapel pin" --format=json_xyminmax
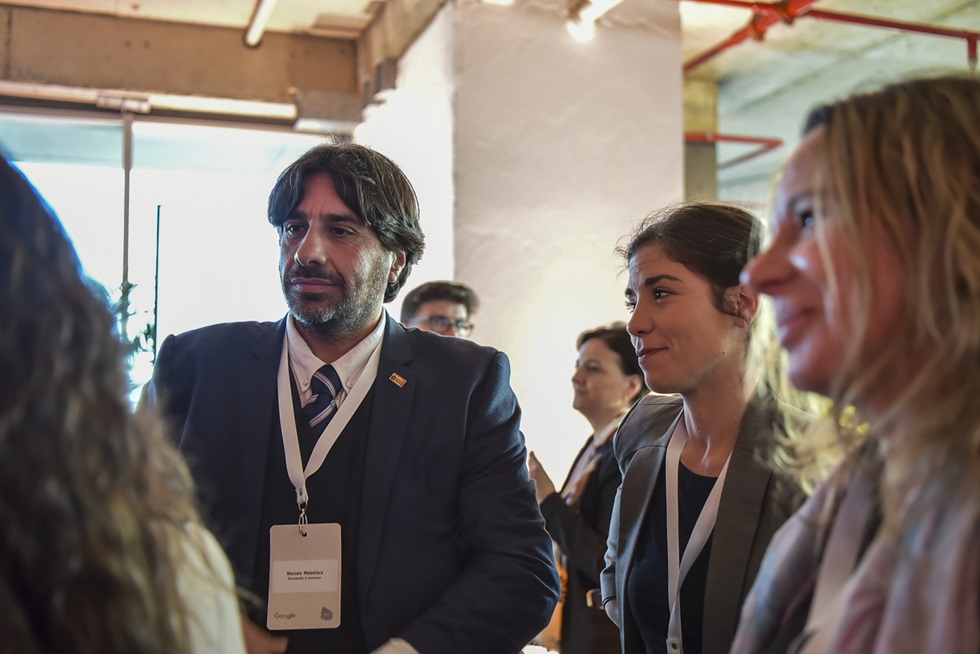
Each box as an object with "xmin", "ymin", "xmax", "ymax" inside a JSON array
[{"xmin": 389, "ymin": 373, "xmax": 407, "ymax": 388}]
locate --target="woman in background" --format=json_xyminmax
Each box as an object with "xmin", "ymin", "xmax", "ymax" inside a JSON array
[
  {"xmin": 0, "ymin": 156, "xmax": 245, "ymax": 654},
  {"xmin": 734, "ymin": 74, "xmax": 980, "ymax": 653},
  {"xmin": 529, "ymin": 323, "xmax": 646, "ymax": 653},
  {"xmin": 600, "ymin": 202, "xmax": 808, "ymax": 654}
]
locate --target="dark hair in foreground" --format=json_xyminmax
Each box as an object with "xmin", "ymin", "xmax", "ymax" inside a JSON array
[
  {"xmin": 268, "ymin": 141, "xmax": 426, "ymax": 302},
  {"xmin": 577, "ymin": 322, "xmax": 649, "ymax": 404},
  {"xmin": 400, "ymin": 281, "xmax": 480, "ymax": 322},
  {"xmin": 0, "ymin": 158, "xmax": 205, "ymax": 653}
]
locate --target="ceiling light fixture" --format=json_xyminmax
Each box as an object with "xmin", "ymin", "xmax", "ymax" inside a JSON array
[{"xmin": 566, "ymin": 0, "xmax": 624, "ymax": 43}]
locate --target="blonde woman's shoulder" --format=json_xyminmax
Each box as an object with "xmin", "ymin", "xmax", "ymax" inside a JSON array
[{"xmin": 178, "ymin": 524, "xmax": 248, "ymax": 654}]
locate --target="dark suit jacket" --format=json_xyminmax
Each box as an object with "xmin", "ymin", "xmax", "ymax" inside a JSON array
[
  {"xmin": 540, "ymin": 436, "xmax": 622, "ymax": 654},
  {"xmin": 599, "ymin": 394, "xmax": 803, "ymax": 654},
  {"xmin": 148, "ymin": 314, "xmax": 560, "ymax": 654}
]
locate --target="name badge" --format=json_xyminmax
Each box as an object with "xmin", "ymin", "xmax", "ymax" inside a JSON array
[{"xmin": 268, "ymin": 523, "xmax": 342, "ymax": 630}]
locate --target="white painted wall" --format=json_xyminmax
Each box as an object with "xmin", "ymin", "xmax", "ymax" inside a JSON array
[
  {"xmin": 355, "ymin": 5, "xmax": 457, "ymax": 320},
  {"xmin": 354, "ymin": 0, "xmax": 683, "ymax": 481},
  {"xmin": 452, "ymin": 2, "xmax": 684, "ymax": 478}
]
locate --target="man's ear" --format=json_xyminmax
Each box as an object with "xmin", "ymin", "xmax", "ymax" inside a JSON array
[
  {"xmin": 732, "ymin": 284, "xmax": 760, "ymax": 329},
  {"xmin": 388, "ymin": 250, "xmax": 407, "ymax": 283}
]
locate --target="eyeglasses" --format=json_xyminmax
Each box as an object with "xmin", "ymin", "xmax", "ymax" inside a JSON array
[{"xmin": 406, "ymin": 315, "xmax": 474, "ymax": 336}]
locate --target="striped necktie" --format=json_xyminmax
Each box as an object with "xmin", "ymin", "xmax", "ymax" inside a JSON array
[{"xmin": 302, "ymin": 364, "xmax": 343, "ymax": 437}]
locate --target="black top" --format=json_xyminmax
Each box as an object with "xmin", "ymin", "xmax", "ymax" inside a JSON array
[
  {"xmin": 628, "ymin": 462, "xmax": 717, "ymax": 654},
  {"xmin": 540, "ymin": 437, "xmax": 623, "ymax": 654},
  {"xmin": 250, "ymin": 381, "xmax": 375, "ymax": 654}
]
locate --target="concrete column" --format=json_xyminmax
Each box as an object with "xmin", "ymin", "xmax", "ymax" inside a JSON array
[
  {"xmin": 684, "ymin": 75, "xmax": 719, "ymax": 200},
  {"xmin": 359, "ymin": 0, "xmax": 684, "ymax": 476}
]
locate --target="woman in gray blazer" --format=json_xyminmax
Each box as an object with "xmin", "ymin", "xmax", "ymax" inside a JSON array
[{"xmin": 600, "ymin": 203, "xmax": 806, "ymax": 654}]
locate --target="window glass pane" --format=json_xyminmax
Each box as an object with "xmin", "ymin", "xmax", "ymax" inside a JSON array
[
  {"xmin": 1, "ymin": 109, "xmax": 326, "ymax": 399},
  {"xmin": 12, "ymin": 161, "xmax": 125, "ymax": 298},
  {"xmin": 127, "ymin": 121, "xmax": 325, "ymax": 392}
]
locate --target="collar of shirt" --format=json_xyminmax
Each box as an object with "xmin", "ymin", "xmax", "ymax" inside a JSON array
[
  {"xmin": 593, "ymin": 413, "xmax": 626, "ymax": 448},
  {"xmin": 285, "ymin": 311, "xmax": 386, "ymax": 407}
]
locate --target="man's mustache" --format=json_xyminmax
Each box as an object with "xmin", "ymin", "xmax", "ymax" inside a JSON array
[{"xmin": 287, "ymin": 265, "xmax": 344, "ymax": 286}]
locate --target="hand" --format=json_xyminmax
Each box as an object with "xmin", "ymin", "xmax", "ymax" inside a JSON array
[
  {"xmin": 242, "ymin": 617, "xmax": 288, "ymax": 654},
  {"xmin": 605, "ymin": 598, "xmax": 621, "ymax": 627},
  {"xmin": 527, "ymin": 451, "xmax": 556, "ymax": 504}
]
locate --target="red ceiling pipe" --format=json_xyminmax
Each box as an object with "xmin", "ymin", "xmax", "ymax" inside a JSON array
[
  {"xmin": 680, "ymin": 0, "xmax": 980, "ymax": 73},
  {"xmin": 682, "ymin": 0, "xmax": 823, "ymax": 74},
  {"xmin": 685, "ymin": 131, "xmax": 784, "ymax": 169},
  {"xmin": 806, "ymin": 9, "xmax": 980, "ymax": 69}
]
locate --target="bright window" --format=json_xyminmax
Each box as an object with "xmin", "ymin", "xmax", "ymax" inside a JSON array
[{"xmin": 2, "ymin": 109, "xmax": 325, "ymax": 398}]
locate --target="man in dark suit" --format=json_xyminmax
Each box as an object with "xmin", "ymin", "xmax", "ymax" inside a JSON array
[{"xmin": 147, "ymin": 142, "xmax": 560, "ymax": 654}]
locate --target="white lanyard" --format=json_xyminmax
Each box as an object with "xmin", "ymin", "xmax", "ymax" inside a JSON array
[
  {"xmin": 276, "ymin": 333, "xmax": 382, "ymax": 525},
  {"xmin": 797, "ymin": 471, "xmax": 874, "ymax": 654},
  {"xmin": 665, "ymin": 417, "xmax": 732, "ymax": 654}
]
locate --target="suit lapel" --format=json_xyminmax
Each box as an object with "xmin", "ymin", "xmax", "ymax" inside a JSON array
[
  {"xmin": 234, "ymin": 318, "xmax": 286, "ymax": 580},
  {"xmin": 615, "ymin": 401, "xmax": 683, "ymax": 633},
  {"xmin": 702, "ymin": 398, "xmax": 774, "ymax": 654},
  {"xmin": 560, "ymin": 439, "xmax": 593, "ymax": 493},
  {"xmin": 358, "ymin": 315, "xmax": 415, "ymax": 606}
]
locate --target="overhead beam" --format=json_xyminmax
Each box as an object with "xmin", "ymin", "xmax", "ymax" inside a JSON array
[
  {"xmin": 358, "ymin": 0, "xmax": 449, "ymax": 102},
  {"xmin": 0, "ymin": 5, "xmax": 361, "ymax": 123}
]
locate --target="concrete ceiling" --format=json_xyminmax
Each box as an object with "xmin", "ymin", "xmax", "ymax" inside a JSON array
[
  {"xmin": 677, "ymin": 0, "xmax": 980, "ymax": 200},
  {"xmin": 1, "ymin": 0, "xmax": 977, "ymax": 197}
]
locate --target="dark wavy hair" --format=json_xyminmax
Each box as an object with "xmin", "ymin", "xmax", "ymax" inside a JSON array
[
  {"xmin": 617, "ymin": 202, "xmax": 825, "ymax": 490},
  {"xmin": 617, "ymin": 202, "xmax": 762, "ymax": 319},
  {"xmin": 268, "ymin": 141, "xmax": 426, "ymax": 302},
  {"xmin": 400, "ymin": 281, "xmax": 480, "ymax": 322},
  {"xmin": 577, "ymin": 322, "xmax": 649, "ymax": 404},
  {"xmin": 0, "ymin": 157, "xmax": 206, "ymax": 653}
]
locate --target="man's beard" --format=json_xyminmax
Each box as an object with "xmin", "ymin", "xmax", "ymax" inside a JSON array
[{"xmin": 282, "ymin": 265, "xmax": 385, "ymax": 339}]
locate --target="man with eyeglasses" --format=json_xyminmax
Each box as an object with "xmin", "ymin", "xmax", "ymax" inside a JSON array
[{"xmin": 399, "ymin": 281, "xmax": 479, "ymax": 339}]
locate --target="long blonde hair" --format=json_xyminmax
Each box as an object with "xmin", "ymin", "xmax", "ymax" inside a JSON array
[
  {"xmin": 800, "ymin": 74, "xmax": 980, "ymax": 534},
  {"xmin": 0, "ymin": 158, "xmax": 213, "ymax": 653}
]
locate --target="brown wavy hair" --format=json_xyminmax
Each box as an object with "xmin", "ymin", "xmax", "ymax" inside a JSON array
[
  {"xmin": 577, "ymin": 322, "xmax": 649, "ymax": 405},
  {"xmin": 618, "ymin": 202, "xmax": 829, "ymax": 491},
  {"xmin": 0, "ymin": 157, "xmax": 207, "ymax": 652},
  {"xmin": 268, "ymin": 140, "xmax": 426, "ymax": 302}
]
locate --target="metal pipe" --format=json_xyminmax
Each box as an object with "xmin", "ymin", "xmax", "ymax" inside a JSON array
[
  {"xmin": 245, "ymin": 0, "xmax": 279, "ymax": 47},
  {"xmin": 806, "ymin": 9, "xmax": 980, "ymax": 70},
  {"xmin": 681, "ymin": 0, "xmax": 980, "ymax": 73},
  {"xmin": 152, "ymin": 204, "xmax": 161, "ymax": 361},
  {"xmin": 685, "ymin": 131, "xmax": 784, "ymax": 169},
  {"xmin": 682, "ymin": 0, "xmax": 823, "ymax": 74},
  {"xmin": 121, "ymin": 110, "xmax": 133, "ymax": 342},
  {"xmin": 806, "ymin": 9, "xmax": 979, "ymax": 40}
]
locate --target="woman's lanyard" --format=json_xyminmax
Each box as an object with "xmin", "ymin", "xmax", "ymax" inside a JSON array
[
  {"xmin": 665, "ymin": 418, "xmax": 733, "ymax": 654},
  {"xmin": 276, "ymin": 333, "xmax": 382, "ymax": 532},
  {"xmin": 796, "ymin": 470, "xmax": 874, "ymax": 654}
]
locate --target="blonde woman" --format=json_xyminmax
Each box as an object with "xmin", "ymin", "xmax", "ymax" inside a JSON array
[
  {"xmin": 0, "ymin": 157, "xmax": 245, "ymax": 654},
  {"xmin": 735, "ymin": 75, "xmax": 980, "ymax": 653}
]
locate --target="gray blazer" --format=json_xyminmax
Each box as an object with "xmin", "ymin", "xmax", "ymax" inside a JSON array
[{"xmin": 600, "ymin": 394, "xmax": 803, "ymax": 654}]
